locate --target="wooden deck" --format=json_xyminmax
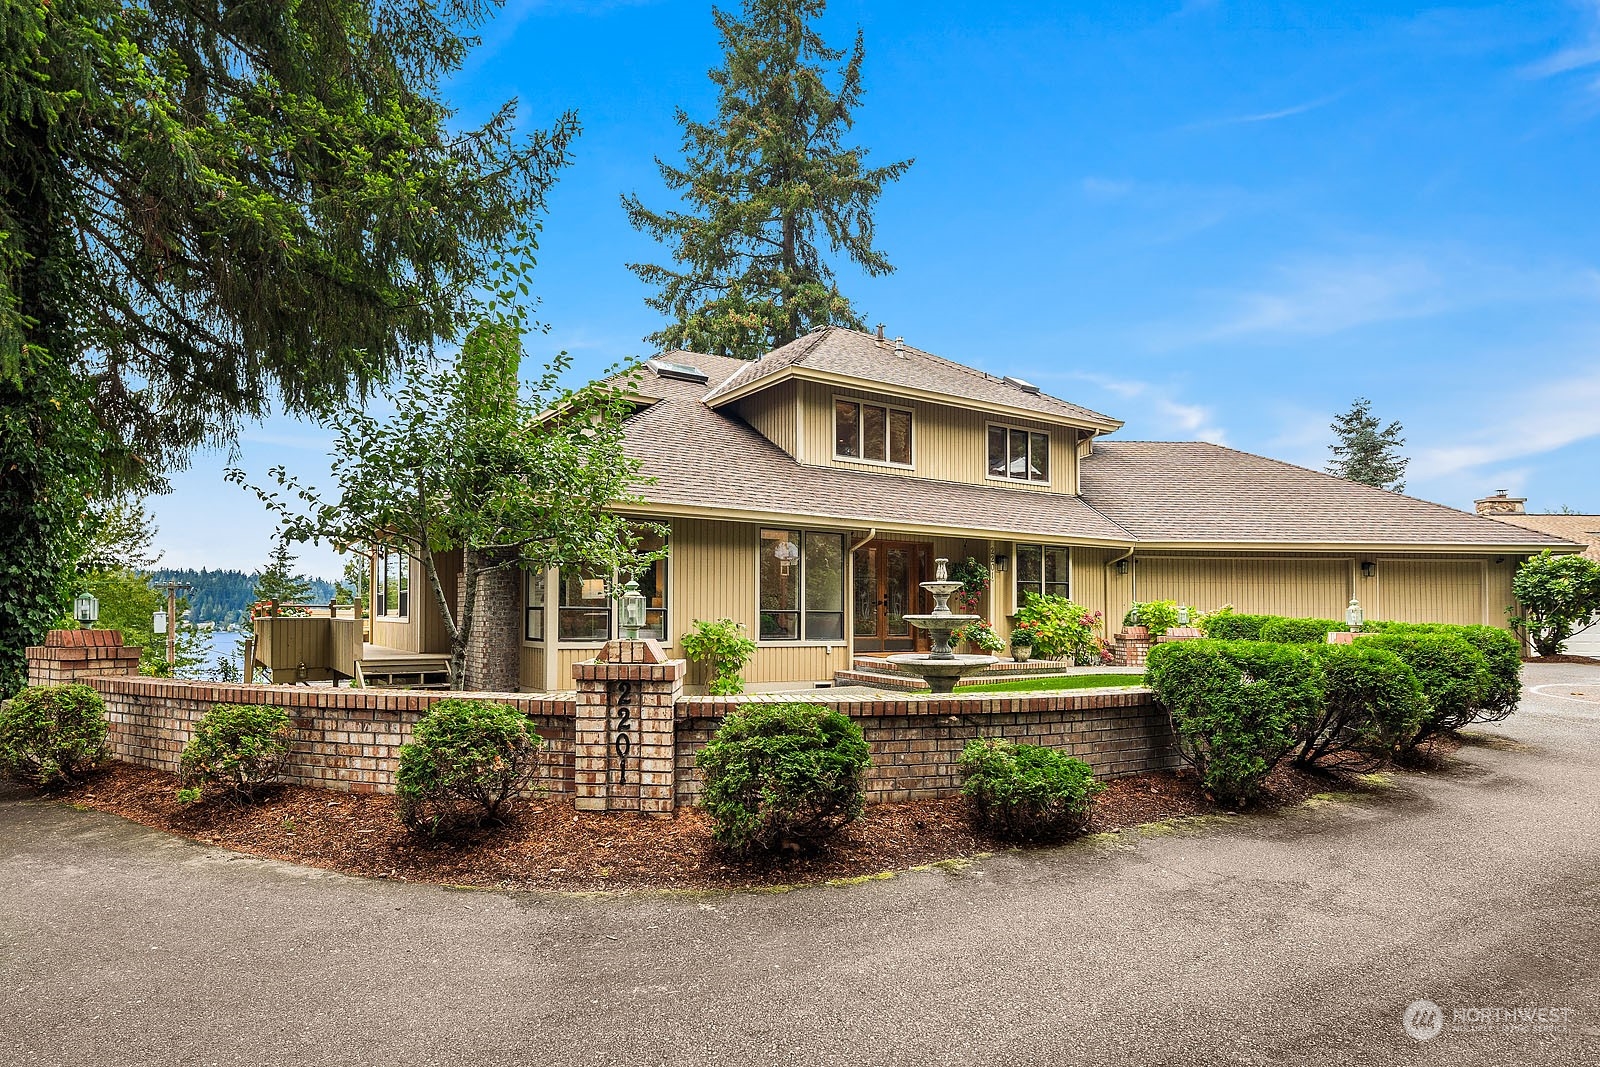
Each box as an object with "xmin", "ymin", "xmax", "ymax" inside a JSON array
[{"xmin": 354, "ymin": 643, "xmax": 451, "ymax": 689}]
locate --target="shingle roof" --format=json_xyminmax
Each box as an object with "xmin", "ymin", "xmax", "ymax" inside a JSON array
[
  {"xmin": 1480, "ymin": 513, "xmax": 1600, "ymax": 560},
  {"xmin": 1079, "ymin": 441, "xmax": 1579, "ymax": 549},
  {"xmin": 619, "ymin": 352, "xmax": 1135, "ymax": 543},
  {"xmin": 701, "ymin": 326, "xmax": 1122, "ymax": 430}
]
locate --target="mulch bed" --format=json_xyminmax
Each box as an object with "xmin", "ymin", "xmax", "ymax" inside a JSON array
[
  {"xmin": 48, "ymin": 760, "xmax": 1355, "ymax": 893},
  {"xmin": 1523, "ymin": 654, "xmax": 1600, "ymax": 665}
]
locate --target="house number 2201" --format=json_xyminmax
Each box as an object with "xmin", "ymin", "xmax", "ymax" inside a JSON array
[{"xmin": 612, "ymin": 680, "xmax": 633, "ymax": 785}]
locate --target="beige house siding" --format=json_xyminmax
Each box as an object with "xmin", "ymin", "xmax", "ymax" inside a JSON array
[
  {"xmin": 1135, "ymin": 555, "xmax": 1354, "ymax": 622},
  {"xmin": 370, "ymin": 550, "xmax": 457, "ymax": 654},
  {"xmin": 796, "ymin": 380, "xmax": 1080, "ymax": 494},
  {"xmin": 732, "ymin": 379, "xmax": 799, "ymax": 459}
]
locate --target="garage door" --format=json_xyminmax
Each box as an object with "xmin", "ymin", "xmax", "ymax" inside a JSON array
[
  {"xmin": 1136, "ymin": 558, "xmax": 1350, "ymax": 618},
  {"xmin": 1378, "ymin": 561, "xmax": 1484, "ymax": 625}
]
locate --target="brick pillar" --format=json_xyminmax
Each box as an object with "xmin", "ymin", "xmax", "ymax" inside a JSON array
[
  {"xmin": 462, "ymin": 549, "xmax": 522, "ymax": 693},
  {"xmin": 571, "ymin": 639, "xmax": 685, "ymax": 814},
  {"xmin": 25, "ymin": 630, "xmax": 143, "ymax": 686}
]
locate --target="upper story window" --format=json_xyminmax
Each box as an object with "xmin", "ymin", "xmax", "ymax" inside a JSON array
[
  {"xmin": 376, "ymin": 546, "xmax": 408, "ymax": 618},
  {"xmin": 987, "ymin": 424, "xmax": 1050, "ymax": 483},
  {"xmin": 835, "ymin": 398, "xmax": 912, "ymax": 467}
]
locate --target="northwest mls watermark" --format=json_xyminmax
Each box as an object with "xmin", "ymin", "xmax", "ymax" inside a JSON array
[{"xmin": 1403, "ymin": 999, "xmax": 1576, "ymax": 1042}]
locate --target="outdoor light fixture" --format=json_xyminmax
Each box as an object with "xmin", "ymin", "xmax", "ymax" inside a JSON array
[
  {"xmin": 1115, "ymin": 559, "xmax": 1131, "ymax": 576},
  {"xmin": 1345, "ymin": 598, "xmax": 1365, "ymax": 631},
  {"xmin": 619, "ymin": 578, "xmax": 647, "ymax": 641},
  {"xmin": 1177, "ymin": 605, "xmax": 1190, "ymax": 626},
  {"xmin": 993, "ymin": 554, "xmax": 1008, "ymax": 573},
  {"xmin": 73, "ymin": 592, "xmax": 99, "ymax": 629},
  {"xmin": 1360, "ymin": 561, "xmax": 1376, "ymax": 579}
]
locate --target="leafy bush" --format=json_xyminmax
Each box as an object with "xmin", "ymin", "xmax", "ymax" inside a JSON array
[
  {"xmin": 178, "ymin": 703, "xmax": 294, "ymax": 803},
  {"xmin": 397, "ymin": 699, "xmax": 543, "ymax": 836},
  {"xmin": 1198, "ymin": 611, "xmax": 1275, "ymax": 642},
  {"xmin": 1124, "ymin": 600, "xmax": 1180, "ymax": 636},
  {"xmin": 1363, "ymin": 631, "xmax": 1490, "ymax": 746},
  {"xmin": 1014, "ymin": 594, "xmax": 1102, "ymax": 661},
  {"xmin": 954, "ymin": 619, "xmax": 1005, "ymax": 653},
  {"xmin": 0, "ymin": 684, "xmax": 109, "ymax": 786},
  {"xmin": 1145, "ymin": 640, "xmax": 1322, "ymax": 806},
  {"xmin": 1363, "ymin": 621, "xmax": 1521, "ymax": 723},
  {"xmin": 1259, "ymin": 616, "xmax": 1343, "ymax": 644},
  {"xmin": 1298, "ymin": 645, "xmax": 1426, "ymax": 766},
  {"xmin": 958, "ymin": 738, "xmax": 1103, "ymax": 839},
  {"xmin": 1510, "ymin": 549, "xmax": 1600, "ymax": 656},
  {"xmin": 696, "ymin": 702, "xmax": 870, "ymax": 855},
  {"xmin": 682, "ymin": 618, "xmax": 758, "ymax": 696}
]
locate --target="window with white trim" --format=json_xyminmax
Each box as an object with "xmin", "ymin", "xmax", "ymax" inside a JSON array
[
  {"xmin": 376, "ymin": 547, "xmax": 408, "ymax": 618},
  {"xmin": 835, "ymin": 398, "xmax": 912, "ymax": 466},
  {"xmin": 759, "ymin": 528, "xmax": 845, "ymax": 641},
  {"xmin": 987, "ymin": 424, "xmax": 1050, "ymax": 483},
  {"xmin": 524, "ymin": 569, "xmax": 545, "ymax": 641},
  {"xmin": 1015, "ymin": 544, "xmax": 1070, "ymax": 603}
]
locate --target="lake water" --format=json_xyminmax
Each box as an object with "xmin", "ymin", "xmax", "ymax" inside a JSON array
[{"xmin": 196, "ymin": 630, "xmax": 245, "ymax": 677}]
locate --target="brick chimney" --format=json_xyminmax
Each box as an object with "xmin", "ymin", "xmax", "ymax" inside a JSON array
[{"xmin": 1474, "ymin": 489, "xmax": 1527, "ymax": 517}]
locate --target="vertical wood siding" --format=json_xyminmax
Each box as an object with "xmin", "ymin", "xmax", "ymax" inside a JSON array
[
  {"xmin": 797, "ymin": 381, "xmax": 1080, "ymax": 494},
  {"xmin": 370, "ymin": 549, "xmax": 458, "ymax": 655},
  {"xmin": 1375, "ymin": 559, "xmax": 1487, "ymax": 625},
  {"xmin": 733, "ymin": 380, "xmax": 799, "ymax": 458},
  {"xmin": 1134, "ymin": 556, "xmax": 1353, "ymax": 620}
]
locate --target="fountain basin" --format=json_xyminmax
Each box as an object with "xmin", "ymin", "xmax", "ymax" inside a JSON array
[{"xmin": 885, "ymin": 653, "xmax": 1000, "ymax": 694}]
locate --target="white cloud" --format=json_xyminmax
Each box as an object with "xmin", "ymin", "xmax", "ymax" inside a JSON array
[
  {"xmin": 1195, "ymin": 256, "xmax": 1446, "ymax": 342},
  {"xmin": 1187, "ymin": 91, "xmax": 1345, "ymax": 130},
  {"xmin": 1411, "ymin": 367, "xmax": 1600, "ymax": 479},
  {"xmin": 1523, "ymin": 1, "xmax": 1600, "ymax": 78},
  {"xmin": 1056, "ymin": 371, "xmax": 1229, "ymax": 443},
  {"xmin": 1080, "ymin": 177, "xmax": 1134, "ymax": 200}
]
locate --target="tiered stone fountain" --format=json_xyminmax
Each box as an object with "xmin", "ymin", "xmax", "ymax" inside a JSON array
[{"xmin": 886, "ymin": 558, "xmax": 1000, "ymax": 694}]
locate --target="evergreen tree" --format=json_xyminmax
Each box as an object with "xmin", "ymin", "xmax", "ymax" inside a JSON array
[
  {"xmin": 1327, "ymin": 398, "xmax": 1408, "ymax": 492},
  {"xmin": 253, "ymin": 539, "xmax": 314, "ymax": 617},
  {"xmin": 622, "ymin": 0, "xmax": 911, "ymax": 359},
  {"xmin": 1, "ymin": 0, "xmax": 576, "ymax": 694}
]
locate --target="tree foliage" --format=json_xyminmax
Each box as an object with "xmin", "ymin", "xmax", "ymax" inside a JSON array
[
  {"xmin": 234, "ymin": 325, "xmax": 659, "ymax": 689},
  {"xmin": 622, "ymin": 0, "xmax": 910, "ymax": 359},
  {"xmin": 1327, "ymin": 397, "xmax": 1408, "ymax": 491},
  {"xmin": 1510, "ymin": 550, "xmax": 1600, "ymax": 657},
  {"xmin": 1, "ymin": 0, "xmax": 575, "ymax": 694},
  {"xmin": 253, "ymin": 538, "xmax": 315, "ymax": 616}
]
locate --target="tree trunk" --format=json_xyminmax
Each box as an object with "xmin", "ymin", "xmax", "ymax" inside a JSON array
[{"xmin": 461, "ymin": 547, "xmax": 522, "ymax": 692}]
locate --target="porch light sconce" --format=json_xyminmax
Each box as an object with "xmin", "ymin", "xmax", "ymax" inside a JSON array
[
  {"xmin": 619, "ymin": 578, "xmax": 647, "ymax": 641},
  {"xmin": 1345, "ymin": 598, "xmax": 1364, "ymax": 631},
  {"xmin": 1360, "ymin": 561, "xmax": 1376, "ymax": 579},
  {"xmin": 73, "ymin": 591, "xmax": 99, "ymax": 629},
  {"xmin": 993, "ymin": 554, "xmax": 1008, "ymax": 574},
  {"xmin": 1115, "ymin": 559, "xmax": 1131, "ymax": 576}
]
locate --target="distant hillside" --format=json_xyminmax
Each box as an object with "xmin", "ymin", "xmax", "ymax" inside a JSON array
[{"xmin": 150, "ymin": 568, "xmax": 338, "ymax": 629}]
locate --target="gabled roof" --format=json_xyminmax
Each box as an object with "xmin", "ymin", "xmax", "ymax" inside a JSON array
[
  {"xmin": 701, "ymin": 326, "xmax": 1123, "ymax": 432},
  {"xmin": 1481, "ymin": 513, "xmax": 1600, "ymax": 561},
  {"xmin": 1079, "ymin": 441, "xmax": 1580, "ymax": 550},
  {"xmin": 617, "ymin": 351, "xmax": 1135, "ymax": 544}
]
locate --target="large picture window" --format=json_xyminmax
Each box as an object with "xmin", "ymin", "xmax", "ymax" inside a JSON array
[
  {"xmin": 987, "ymin": 424, "xmax": 1050, "ymax": 483},
  {"xmin": 541, "ymin": 527, "xmax": 670, "ymax": 644},
  {"xmin": 558, "ymin": 570, "xmax": 611, "ymax": 642},
  {"xmin": 835, "ymin": 398, "xmax": 912, "ymax": 466},
  {"xmin": 760, "ymin": 529, "xmax": 846, "ymax": 641},
  {"xmin": 1015, "ymin": 545, "xmax": 1070, "ymax": 603},
  {"xmin": 376, "ymin": 547, "xmax": 408, "ymax": 618}
]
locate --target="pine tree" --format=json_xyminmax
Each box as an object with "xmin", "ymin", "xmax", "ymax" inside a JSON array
[
  {"xmin": 1327, "ymin": 398, "xmax": 1409, "ymax": 492},
  {"xmin": 253, "ymin": 540, "xmax": 314, "ymax": 617},
  {"xmin": 622, "ymin": 0, "xmax": 911, "ymax": 359}
]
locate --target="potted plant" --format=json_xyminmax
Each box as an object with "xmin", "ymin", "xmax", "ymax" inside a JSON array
[
  {"xmin": 955, "ymin": 619, "xmax": 1005, "ymax": 656},
  {"xmin": 949, "ymin": 557, "xmax": 992, "ymax": 614},
  {"xmin": 1009, "ymin": 621, "xmax": 1040, "ymax": 662}
]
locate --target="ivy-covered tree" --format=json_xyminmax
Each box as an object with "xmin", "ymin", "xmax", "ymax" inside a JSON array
[
  {"xmin": 1327, "ymin": 398, "xmax": 1409, "ymax": 491},
  {"xmin": 1511, "ymin": 550, "xmax": 1600, "ymax": 657},
  {"xmin": 622, "ymin": 0, "xmax": 910, "ymax": 359},
  {"xmin": 234, "ymin": 323, "xmax": 661, "ymax": 690},
  {"xmin": 1, "ymin": 0, "xmax": 577, "ymax": 695}
]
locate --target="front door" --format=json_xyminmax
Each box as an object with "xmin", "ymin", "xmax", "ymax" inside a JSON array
[{"xmin": 852, "ymin": 542, "xmax": 932, "ymax": 653}]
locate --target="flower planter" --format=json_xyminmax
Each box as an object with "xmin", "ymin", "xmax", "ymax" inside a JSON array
[
  {"xmin": 1122, "ymin": 626, "xmax": 1150, "ymax": 640},
  {"xmin": 1011, "ymin": 644, "xmax": 1033, "ymax": 663}
]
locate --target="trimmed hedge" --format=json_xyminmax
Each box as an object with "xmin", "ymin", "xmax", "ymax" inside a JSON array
[
  {"xmin": 696, "ymin": 702, "xmax": 870, "ymax": 855},
  {"xmin": 1146, "ymin": 640, "xmax": 1322, "ymax": 806},
  {"xmin": 1299, "ymin": 644, "xmax": 1426, "ymax": 766},
  {"xmin": 1362, "ymin": 631, "xmax": 1491, "ymax": 746},
  {"xmin": 1259, "ymin": 617, "xmax": 1343, "ymax": 645},
  {"xmin": 1199, "ymin": 612, "xmax": 1276, "ymax": 642},
  {"xmin": 397, "ymin": 699, "xmax": 543, "ymax": 837},
  {"xmin": 178, "ymin": 703, "xmax": 294, "ymax": 803},
  {"xmin": 1362, "ymin": 621, "xmax": 1521, "ymax": 723},
  {"xmin": 0, "ymin": 683, "xmax": 109, "ymax": 786},
  {"xmin": 958, "ymin": 738, "xmax": 1103, "ymax": 839}
]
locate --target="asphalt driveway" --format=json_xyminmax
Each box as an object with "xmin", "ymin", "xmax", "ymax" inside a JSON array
[{"xmin": 3, "ymin": 663, "xmax": 1597, "ymax": 1066}]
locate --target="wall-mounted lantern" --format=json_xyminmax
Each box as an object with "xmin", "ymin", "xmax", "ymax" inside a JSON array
[
  {"xmin": 1115, "ymin": 559, "xmax": 1131, "ymax": 576},
  {"xmin": 1360, "ymin": 561, "xmax": 1376, "ymax": 579},
  {"xmin": 992, "ymin": 554, "xmax": 1008, "ymax": 574},
  {"xmin": 1345, "ymin": 598, "xmax": 1365, "ymax": 631},
  {"xmin": 73, "ymin": 592, "xmax": 99, "ymax": 629},
  {"xmin": 619, "ymin": 578, "xmax": 647, "ymax": 641}
]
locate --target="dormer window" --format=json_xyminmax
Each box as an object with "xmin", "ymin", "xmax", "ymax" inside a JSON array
[
  {"xmin": 987, "ymin": 424, "xmax": 1050, "ymax": 483},
  {"xmin": 834, "ymin": 398, "xmax": 912, "ymax": 467}
]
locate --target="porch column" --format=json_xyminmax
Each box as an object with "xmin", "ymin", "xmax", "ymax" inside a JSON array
[{"xmin": 571, "ymin": 639, "xmax": 685, "ymax": 814}]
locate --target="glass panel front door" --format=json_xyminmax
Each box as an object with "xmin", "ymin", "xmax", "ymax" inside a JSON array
[{"xmin": 852, "ymin": 542, "xmax": 930, "ymax": 653}]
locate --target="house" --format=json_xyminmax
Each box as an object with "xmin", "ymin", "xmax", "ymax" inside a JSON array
[
  {"xmin": 355, "ymin": 326, "xmax": 1579, "ymax": 692},
  {"xmin": 1475, "ymin": 490, "xmax": 1600, "ymax": 656}
]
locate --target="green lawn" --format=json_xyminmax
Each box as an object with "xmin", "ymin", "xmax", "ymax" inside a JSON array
[{"xmin": 955, "ymin": 673, "xmax": 1146, "ymax": 694}]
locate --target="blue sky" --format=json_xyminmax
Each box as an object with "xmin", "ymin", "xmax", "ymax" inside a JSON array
[{"xmin": 159, "ymin": 0, "xmax": 1600, "ymax": 577}]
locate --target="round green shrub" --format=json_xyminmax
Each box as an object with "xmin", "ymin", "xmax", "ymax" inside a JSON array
[
  {"xmin": 696, "ymin": 702, "xmax": 870, "ymax": 855},
  {"xmin": 1363, "ymin": 621, "xmax": 1521, "ymax": 723},
  {"xmin": 0, "ymin": 683, "xmax": 109, "ymax": 786},
  {"xmin": 397, "ymin": 699, "xmax": 543, "ymax": 837},
  {"xmin": 1299, "ymin": 645, "xmax": 1426, "ymax": 766},
  {"xmin": 1145, "ymin": 640, "xmax": 1322, "ymax": 806},
  {"xmin": 1259, "ymin": 617, "xmax": 1343, "ymax": 645},
  {"xmin": 1199, "ymin": 612, "xmax": 1275, "ymax": 642},
  {"xmin": 958, "ymin": 738, "xmax": 1103, "ymax": 839},
  {"xmin": 1363, "ymin": 631, "xmax": 1491, "ymax": 746},
  {"xmin": 178, "ymin": 703, "xmax": 294, "ymax": 803}
]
